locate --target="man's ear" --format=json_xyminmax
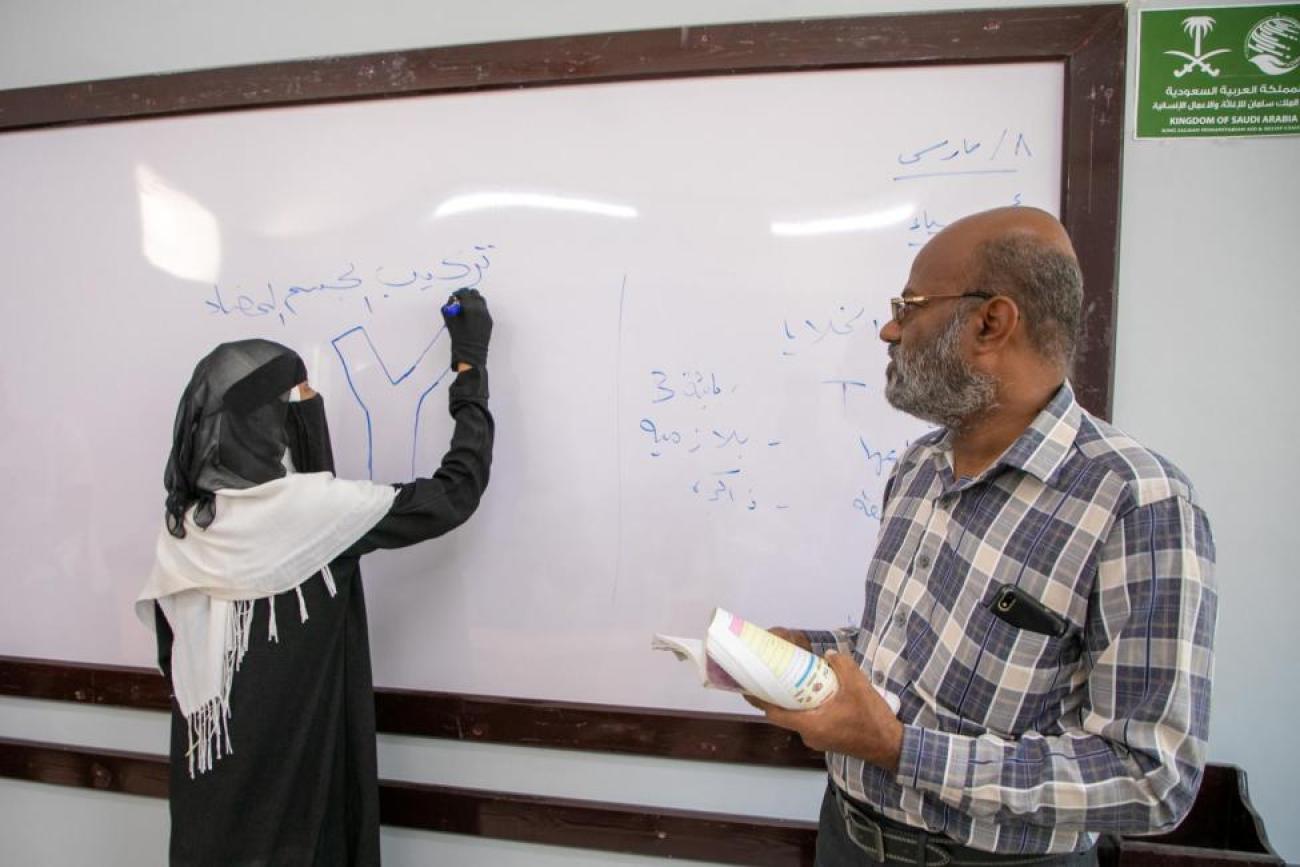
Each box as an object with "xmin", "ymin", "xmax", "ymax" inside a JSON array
[{"xmin": 972, "ymin": 295, "xmax": 1019, "ymax": 353}]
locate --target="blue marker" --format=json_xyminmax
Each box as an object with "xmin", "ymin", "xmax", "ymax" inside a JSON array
[{"xmin": 442, "ymin": 297, "xmax": 462, "ymax": 317}]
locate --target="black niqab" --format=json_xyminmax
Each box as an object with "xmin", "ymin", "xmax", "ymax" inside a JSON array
[{"xmin": 286, "ymin": 394, "xmax": 336, "ymax": 475}]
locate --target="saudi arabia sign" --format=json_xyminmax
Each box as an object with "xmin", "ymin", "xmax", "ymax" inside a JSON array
[{"xmin": 1138, "ymin": 3, "xmax": 1300, "ymax": 138}]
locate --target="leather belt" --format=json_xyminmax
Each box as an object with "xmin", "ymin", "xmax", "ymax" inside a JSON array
[{"xmin": 830, "ymin": 786, "xmax": 1070, "ymax": 866}]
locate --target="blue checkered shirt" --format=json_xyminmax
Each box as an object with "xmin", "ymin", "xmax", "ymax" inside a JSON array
[{"xmin": 804, "ymin": 382, "xmax": 1216, "ymax": 854}]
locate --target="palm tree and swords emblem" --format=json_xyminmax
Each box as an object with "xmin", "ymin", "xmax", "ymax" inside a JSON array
[{"xmin": 1167, "ymin": 16, "xmax": 1231, "ymax": 77}]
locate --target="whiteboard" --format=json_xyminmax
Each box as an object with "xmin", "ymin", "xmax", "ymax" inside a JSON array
[{"xmin": 0, "ymin": 62, "xmax": 1062, "ymax": 711}]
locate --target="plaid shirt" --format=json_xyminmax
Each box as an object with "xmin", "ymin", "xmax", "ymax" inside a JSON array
[{"xmin": 804, "ymin": 382, "xmax": 1216, "ymax": 854}]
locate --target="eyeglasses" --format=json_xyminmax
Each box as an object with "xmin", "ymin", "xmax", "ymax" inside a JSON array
[{"xmin": 889, "ymin": 292, "xmax": 993, "ymax": 325}]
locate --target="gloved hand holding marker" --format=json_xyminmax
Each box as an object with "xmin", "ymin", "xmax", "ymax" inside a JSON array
[{"xmin": 440, "ymin": 288, "xmax": 492, "ymax": 371}]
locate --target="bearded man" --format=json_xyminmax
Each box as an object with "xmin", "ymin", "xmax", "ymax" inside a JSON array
[
  {"xmin": 137, "ymin": 288, "xmax": 493, "ymax": 866},
  {"xmin": 754, "ymin": 208, "xmax": 1216, "ymax": 866}
]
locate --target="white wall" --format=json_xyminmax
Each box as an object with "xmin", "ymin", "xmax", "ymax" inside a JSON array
[
  {"xmin": 2, "ymin": 0, "xmax": 1296, "ymax": 863},
  {"xmin": 1114, "ymin": 9, "xmax": 1299, "ymax": 867}
]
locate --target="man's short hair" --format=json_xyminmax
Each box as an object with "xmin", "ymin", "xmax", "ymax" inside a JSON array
[{"xmin": 972, "ymin": 236, "xmax": 1083, "ymax": 366}]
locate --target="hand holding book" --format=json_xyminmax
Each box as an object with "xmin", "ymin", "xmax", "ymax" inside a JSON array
[{"xmin": 653, "ymin": 608, "xmax": 900, "ymax": 713}]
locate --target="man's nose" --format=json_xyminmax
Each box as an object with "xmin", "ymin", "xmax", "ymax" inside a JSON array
[{"xmin": 879, "ymin": 318, "xmax": 901, "ymax": 344}]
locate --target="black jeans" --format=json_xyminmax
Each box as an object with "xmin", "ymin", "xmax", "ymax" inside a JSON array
[{"xmin": 815, "ymin": 785, "xmax": 1098, "ymax": 867}]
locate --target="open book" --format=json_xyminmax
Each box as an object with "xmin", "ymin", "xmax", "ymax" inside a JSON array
[{"xmin": 653, "ymin": 608, "xmax": 900, "ymax": 713}]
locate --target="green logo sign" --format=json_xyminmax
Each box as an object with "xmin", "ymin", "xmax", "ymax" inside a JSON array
[{"xmin": 1138, "ymin": 3, "xmax": 1300, "ymax": 138}]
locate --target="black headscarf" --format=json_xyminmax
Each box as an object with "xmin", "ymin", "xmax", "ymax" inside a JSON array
[{"xmin": 163, "ymin": 339, "xmax": 335, "ymax": 538}]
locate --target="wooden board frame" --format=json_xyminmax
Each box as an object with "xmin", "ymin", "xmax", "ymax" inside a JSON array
[{"xmin": 0, "ymin": 0, "xmax": 1127, "ymax": 792}]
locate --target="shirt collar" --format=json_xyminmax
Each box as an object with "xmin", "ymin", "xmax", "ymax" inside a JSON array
[
  {"xmin": 989, "ymin": 381, "xmax": 1082, "ymax": 485},
  {"xmin": 922, "ymin": 381, "xmax": 1082, "ymax": 487}
]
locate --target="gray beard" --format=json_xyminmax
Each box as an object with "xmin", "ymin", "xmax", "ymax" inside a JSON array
[{"xmin": 885, "ymin": 311, "xmax": 998, "ymax": 430}]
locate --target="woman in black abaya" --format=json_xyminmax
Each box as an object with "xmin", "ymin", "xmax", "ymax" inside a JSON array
[{"xmin": 137, "ymin": 289, "xmax": 494, "ymax": 866}]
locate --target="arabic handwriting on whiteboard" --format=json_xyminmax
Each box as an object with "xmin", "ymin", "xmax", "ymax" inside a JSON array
[
  {"xmin": 638, "ymin": 368, "xmax": 788, "ymax": 512},
  {"xmin": 649, "ymin": 369, "xmax": 730, "ymax": 404},
  {"xmin": 202, "ymin": 245, "xmax": 496, "ymax": 324},
  {"xmin": 858, "ymin": 436, "xmax": 899, "ymax": 477},
  {"xmin": 854, "ymin": 491, "xmax": 883, "ymax": 522},
  {"xmin": 824, "ymin": 379, "xmax": 869, "ymax": 411},
  {"xmin": 780, "ymin": 305, "xmax": 870, "ymax": 357},
  {"xmin": 905, "ymin": 195, "xmax": 1024, "ymax": 247}
]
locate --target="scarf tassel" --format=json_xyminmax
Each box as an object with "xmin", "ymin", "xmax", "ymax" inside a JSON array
[{"xmin": 184, "ymin": 598, "xmax": 253, "ymax": 778}]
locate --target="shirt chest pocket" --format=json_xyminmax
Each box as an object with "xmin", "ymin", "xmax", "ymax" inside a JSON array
[
  {"xmin": 970, "ymin": 582, "xmax": 1085, "ymax": 731},
  {"xmin": 912, "ymin": 576, "xmax": 1084, "ymax": 736},
  {"xmin": 972, "ymin": 583, "xmax": 1082, "ymax": 669}
]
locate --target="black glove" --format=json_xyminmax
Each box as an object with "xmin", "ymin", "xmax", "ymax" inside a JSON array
[{"xmin": 442, "ymin": 288, "xmax": 492, "ymax": 370}]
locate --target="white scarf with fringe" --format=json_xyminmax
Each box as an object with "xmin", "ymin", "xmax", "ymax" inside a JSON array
[{"xmin": 136, "ymin": 472, "xmax": 396, "ymax": 777}]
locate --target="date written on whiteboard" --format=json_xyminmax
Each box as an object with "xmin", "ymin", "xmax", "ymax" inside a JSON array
[{"xmin": 893, "ymin": 129, "xmax": 1034, "ymax": 181}]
